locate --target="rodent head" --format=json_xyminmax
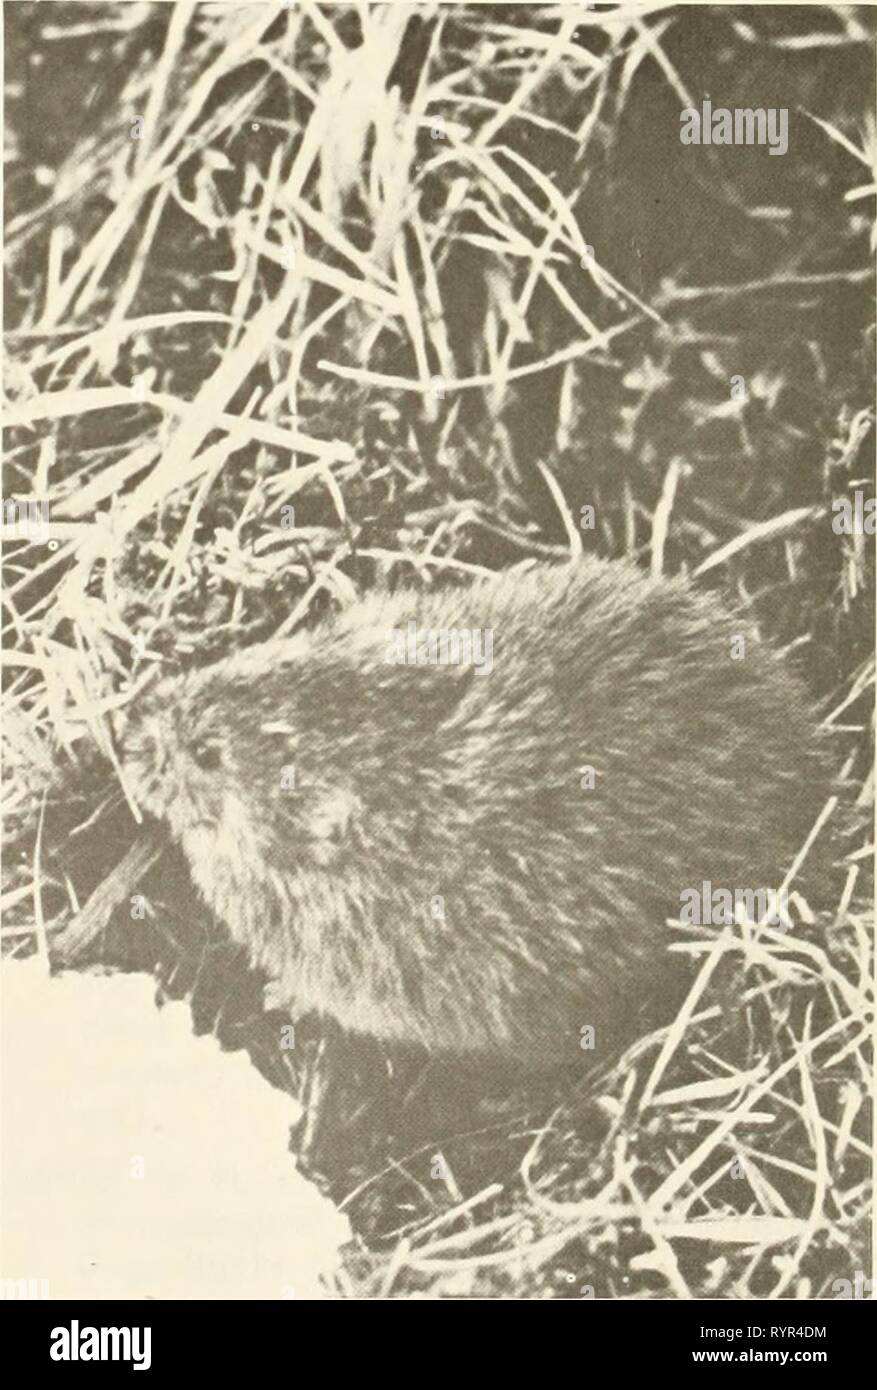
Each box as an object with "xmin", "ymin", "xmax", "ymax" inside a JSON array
[{"xmin": 119, "ymin": 644, "xmax": 369, "ymax": 885}]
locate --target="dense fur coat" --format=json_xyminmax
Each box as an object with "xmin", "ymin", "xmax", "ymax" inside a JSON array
[{"xmin": 122, "ymin": 559, "xmax": 830, "ymax": 1065}]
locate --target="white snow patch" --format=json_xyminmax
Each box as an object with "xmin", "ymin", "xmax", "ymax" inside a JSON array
[{"xmin": 1, "ymin": 960, "xmax": 350, "ymax": 1299}]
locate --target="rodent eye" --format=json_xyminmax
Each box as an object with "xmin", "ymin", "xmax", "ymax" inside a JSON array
[{"xmin": 191, "ymin": 738, "xmax": 224, "ymax": 771}]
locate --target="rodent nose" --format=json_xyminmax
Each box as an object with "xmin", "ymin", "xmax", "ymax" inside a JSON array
[
  {"xmin": 310, "ymin": 790, "xmax": 356, "ymax": 845},
  {"xmin": 124, "ymin": 729, "xmax": 168, "ymax": 778},
  {"xmin": 312, "ymin": 810, "xmax": 347, "ymax": 843}
]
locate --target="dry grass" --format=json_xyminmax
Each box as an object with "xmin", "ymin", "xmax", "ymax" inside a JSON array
[
  {"xmin": 331, "ymin": 883, "xmax": 872, "ymax": 1299},
  {"xmin": 2, "ymin": 2, "xmax": 874, "ymax": 1299}
]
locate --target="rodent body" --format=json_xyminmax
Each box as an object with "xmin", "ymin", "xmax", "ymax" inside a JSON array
[{"xmin": 122, "ymin": 558, "xmax": 830, "ymax": 1066}]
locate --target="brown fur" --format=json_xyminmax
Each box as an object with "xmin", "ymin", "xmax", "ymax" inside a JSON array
[{"xmin": 121, "ymin": 559, "xmax": 832, "ymax": 1066}]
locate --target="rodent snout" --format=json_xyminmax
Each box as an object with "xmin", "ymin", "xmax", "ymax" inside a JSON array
[
  {"xmin": 120, "ymin": 727, "xmax": 166, "ymax": 777},
  {"xmin": 306, "ymin": 787, "xmax": 360, "ymax": 864}
]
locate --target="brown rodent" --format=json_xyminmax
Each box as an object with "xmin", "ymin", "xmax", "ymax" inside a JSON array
[{"xmin": 121, "ymin": 558, "xmax": 831, "ymax": 1066}]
